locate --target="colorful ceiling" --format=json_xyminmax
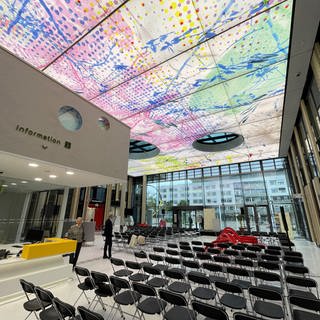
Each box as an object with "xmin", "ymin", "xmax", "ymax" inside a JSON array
[{"xmin": 0, "ymin": 0, "xmax": 293, "ymax": 176}]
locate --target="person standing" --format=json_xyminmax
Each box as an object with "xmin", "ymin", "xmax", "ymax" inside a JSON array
[
  {"xmin": 103, "ymin": 214, "xmax": 113, "ymax": 259},
  {"xmin": 67, "ymin": 217, "xmax": 85, "ymax": 269}
]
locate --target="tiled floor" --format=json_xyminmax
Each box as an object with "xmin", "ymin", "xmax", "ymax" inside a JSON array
[{"xmin": 1, "ymin": 234, "xmax": 319, "ymax": 319}]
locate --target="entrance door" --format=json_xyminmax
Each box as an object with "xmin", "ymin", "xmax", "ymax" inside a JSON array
[
  {"xmin": 173, "ymin": 207, "xmax": 203, "ymax": 229},
  {"xmin": 245, "ymin": 205, "xmax": 273, "ymax": 233}
]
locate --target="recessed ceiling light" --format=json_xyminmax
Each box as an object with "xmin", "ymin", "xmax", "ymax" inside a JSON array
[
  {"xmin": 66, "ymin": 171, "xmax": 74, "ymax": 175},
  {"xmin": 34, "ymin": 177, "xmax": 42, "ymax": 181},
  {"xmin": 49, "ymin": 175, "xmax": 57, "ymax": 179},
  {"xmin": 21, "ymin": 181, "xmax": 28, "ymax": 184},
  {"xmin": 2, "ymin": 184, "xmax": 8, "ymax": 187},
  {"xmin": 28, "ymin": 163, "xmax": 39, "ymax": 167},
  {"xmin": 11, "ymin": 182, "xmax": 17, "ymax": 185}
]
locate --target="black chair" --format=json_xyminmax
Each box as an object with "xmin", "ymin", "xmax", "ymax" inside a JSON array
[
  {"xmin": 234, "ymin": 258, "xmax": 254, "ymax": 268},
  {"xmin": 224, "ymin": 249, "xmax": 240, "ymax": 257},
  {"xmin": 182, "ymin": 259, "xmax": 200, "ymax": 272},
  {"xmin": 226, "ymin": 266, "xmax": 252, "ymax": 290},
  {"xmin": 52, "ymin": 297, "xmax": 80, "ymax": 320},
  {"xmin": 217, "ymin": 243, "xmax": 231, "ymax": 249},
  {"xmin": 258, "ymin": 260, "xmax": 280, "ymax": 271},
  {"xmin": 192, "ymin": 246, "xmax": 205, "ymax": 253},
  {"xmin": 233, "ymin": 313, "xmax": 260, "ymax": 320},
  {"xmin": 134, "ymin": 250, "xmax": 153, "ymax": 268},
  {"xmin": 77, "ymin": 306, "xmax": 104, "ymax": 320},
  {"xmin": 187, "ymin": 271, "xmax": 216, "ymax": 301},
  {"xmin": 265, "ymin": 249, "xmax": 282, "ymax": 256},
  {"xmin": 164, "ymin": 256, "xmax": 185, "ymax": 273},
  {"xmin": 34, "ymin": 287, "xmax": 59, "ymax": 320},
  {"xmin": 125, "ymin": 260, "xmax": 149, "ymax": 282},
  {"xmin": 143, "ymin": 265, "xmax": 168, "ymax": 288},
  {"xmin": 191, "ymin": 241, "xmax": 203, "ymax": 246},
  {"xmin": 158, "ymin": 289, "xmax": 196, "ymax": 320},
  {"xmin": 196, "ymin": 252, "xmax": 212, "ymax": 261},
  {"xmin": 167, "ymin": 243, "xmax": 178, "ymax": 249},
  {"xmin": 20, "ymin": 279, "xmax": 48, "ymax": 320},
  {"xmin": 248, "ymin": 286, "xmax": 284, "ymax": 319},
  {"xmin": 286, "ymin": 275, "xmax": 319, "ymax": 299},
  {"xmin": 179, "ymin": 241, "xmax": 190, "ymax": 246},
  {"xmin": 110, "ymin": 257, "xmax": 133, "ymax": 277},
  {"xmin": 201, "ymin": 262, "xmax": 227, "ymax": 283},
  {"xmin": 283, "ymin": 256, "xmax": 304, "ymax": 264},
  {"xmin": 148, "ymin": 253, "xmax": 168, "ymax": 271},
  {"xmin": 109, "ymin": 276, "xmax": 141, "ymax": 319},
  {"xmin": 241, "ymin": 251, "xmax": 258, "ymax": 259},
  {"xmin": 215, "ymin": 281, "xmax": 247, "ymax": 311},
  {"xmin": 74, "ymin": 266, "xmax": 95, "ymax": 305},
  {"xmin": 284, "ymin": 251, "xmax": 303, "ymax": 258},
  {"xmin": 180, "ymin": 250, "xmax": 194, "ymax": 259},
  {"xmin": 153, "ymin": 246, "xmax": 165, "ymax": 253},
  {"xmin": 232, "ymin": 245, "xmax": 245, "ymax": 251},
  {"xmin": 207, "ymin": 247, "xmax": 221, "ymax": 255},
  {"xmin": 180, "ymin": 245, "xmax": 192, "ymax": 251},
  {"xmin": 192, "ymin": 300, "xmax": 229, "ymax": 320},
  {"xmin": 284, "ymin": 264, "xmax": 309, "ymax": 276},
  {"xmin": 164, "ymin": 269, "xmax": 191, "ymax": 294},
  {"xmin": 253, "ymin": 270, "xmax": 282, "ymax": 293},
  {"xmin": 214, "ymin": 255, "xmax": 231, "ymax": 264},
  {"xmin": 260, "ymin": 254, "xmax": 280, "ymax": 262},
  {"xmin": 90, "ymin": 271, "xmax": 116, "ymax": 311},
  {"xmin": 289, "ymin": 295, "xmax": 320, "ymax": 320},
  {"xmin": 247, "ymin": 246, "xmax": 262, "ymax": 252},
  {"xmin": 132, "ymin": 282, "xmax": 166, "ymax": 317}
]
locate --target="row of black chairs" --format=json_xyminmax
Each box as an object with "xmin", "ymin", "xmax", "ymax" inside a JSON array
[{"xmin": 73, "ymin": 263, "xmax": 320, "ymax": 320}]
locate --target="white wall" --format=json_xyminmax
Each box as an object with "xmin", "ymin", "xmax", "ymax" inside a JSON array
[
  {"xmin": 0, "ymin": 191, "xmax": 27, "ymax": 243},
  {"xmin": 0, "ymin": 47, "xmax": 130, "ymax": 181}
]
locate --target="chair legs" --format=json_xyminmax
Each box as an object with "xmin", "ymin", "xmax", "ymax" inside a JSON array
[{"xmin": 73, "ymin": 290, "xmax": 90, "ymax": 306}]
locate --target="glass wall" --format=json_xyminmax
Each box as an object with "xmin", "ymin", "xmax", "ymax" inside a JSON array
[{"xmin": 143, "ymin": 158, "xmax": 304, "ymax": 237}]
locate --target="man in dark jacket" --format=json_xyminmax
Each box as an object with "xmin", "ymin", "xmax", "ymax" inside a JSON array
[{"xmin": 103, "ymin": 214, "xmax": 113, "ymax": 259}]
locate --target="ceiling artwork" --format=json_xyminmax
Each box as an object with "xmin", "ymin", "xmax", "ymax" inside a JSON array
[{"xmin": 0, "ymin": 0, "xmax": 293, "ymax": 176}]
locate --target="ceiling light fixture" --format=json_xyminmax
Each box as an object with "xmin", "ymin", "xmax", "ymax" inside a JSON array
[
  {"xmin": 66, "ymin": 171, "xmax": 74, "ymax": 175},
  {"xmin": 28, "ymin": 163, "xmax": 39, "ymax": 167},
  {"xmin": 2, "ymin": 184, "xmax": 8, "ymax": 187},
  {"xmin": 21, "ymin": 181, "xmax": 28, "ymax": 184},
  {"xmin": 11, "ymin": 182, "xmax": 17, "ymax": 185},
  {"xmin": 34, "ymin": 177, "xmax": 42, "ymax": 181},
  {"xmin": 49, "ymin": 175, "xmax": 57, "ymax": 178}
]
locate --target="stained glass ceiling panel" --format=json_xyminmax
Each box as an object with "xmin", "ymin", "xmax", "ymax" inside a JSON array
[{"xmin": 0, "ymin": 0, "xmax": 293, "ymax": 176}]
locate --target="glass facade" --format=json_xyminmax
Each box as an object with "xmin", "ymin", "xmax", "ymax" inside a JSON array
[{"xmin": 143, "ymin": 158, "xmax": 303, "ymax": 236}]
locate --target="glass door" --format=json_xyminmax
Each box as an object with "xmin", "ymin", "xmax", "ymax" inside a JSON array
[{"xmin": 245, "ymin": 205, "xmax": 273, "ymax": 233}]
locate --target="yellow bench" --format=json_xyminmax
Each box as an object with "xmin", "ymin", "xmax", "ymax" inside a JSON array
[{"xmin": 21, "ymin": 238, "xmax": 77, "ymax": 260}]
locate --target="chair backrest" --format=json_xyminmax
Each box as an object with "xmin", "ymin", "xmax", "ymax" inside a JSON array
[
  {"xmin": 227, "ymin": 266, "xmax": 250, "ymax": 277},
  {"xmin": 224, "ymin": 249, "xmax": 239, "ymax": 256},
  {"xmin": 284, "ymin": 251, "xmax": 302, "ymax": 258},
  {"xmin": 253, "ymin": 270, "xmax": 280, "ymax": 282},
  {"xmin": 179, "ymin": 241, "xmax": 190, "ymax": 246},
  {"xmin": 283, "ymin": 256, "xmax": 304, "ymax": 264},
  {"xmin": 149, "ymin": 253, "xmax": 164, "ymax": 262},
  {"xmin": 125, "ymin": 260, "xmax": 141, "ymax": 270},
  {"xmin": 53, "ymin": 297, "xmax": 75, "ymax": 319},
  {"xmin": 247, "ymin": 246, "xmax": 261, "ymax": 252},
  {"xmin": 110, "ymin": 276, "xmax": 130, "ymax": 290},
  {"xmin": 165, "ymin": 256, "xmax": 181, "ymax": 265},
  {"xmin": 132, "ymin": 282, "xmax": 157, "ymax": 297},
  {"xmin": 260, "ymin": 254, "xmax": 279, "ymax": 262},
  {"xmin": 134, "ymin": 250, "xmax": 148, "ymax": 259},
  {"xmin": 192, "ymin": 300, "xmax": 228, "ymax": 320},
  {"xmin": 166, "ymin": 249, "xmax": 179, "ymax": 256},
  {"xmin": 248, "ymin": 286, "xmax": 281, "ymax": 301},
  {"xmin": 153, "ymin": 247, "xmax": 165, "ymax": 253},
  {"xmin": 289, "ymin": 295, "xmax": 320, "ymax": 312},
  {"xmin": 267, "ymin": 246, "xmax": 281, "ymax": 251},
  {"xmin": 75, "ymin": 266, "xmax": 90, "ymax": 277},
  {"xmin": 164, "ymin": 269, "xmax": 185, "ymax": 280},
  {"xmin": 180, "ymin": 251, "xmax": 194, "ymax": 258},
  {"xmin": 78, "ymin": 306, "xmax": 104, "ymax": 320},
  {"xmin": 264, "ymin": 249, "xmax": 281, "ymax": 256},
  {"xmin": 284, "ymin": 264, "xmax": 309, "ymax": 275},
  {"xmin": 20, "ymin": 279, "xmax": 35, "ymax": 295},
  {"xmin": 91, "ymin": 271, "xmax": 109, "ymax": 284},
  {"xmin": 208, "ymin": 248, "xmax": 221, "ymax": 254},
  {"xmin": 202, "ymin": 262, "xmax": 223, "ymax": 273},
  {"xmin": 191, "ymin": 241, "xmax": 203, "ymax": 246},
  {"xmin": 214, "ymin": 255, "xmax": 231, "ymax": 264},
  {"xmin": 258, "ymin": 261, "xmax": 280, "ymax": 271},
  {"xmin": 158, "ymin": 289, "xmax": 188, "ymax": 306},
  {"xmin": 187, "ymin": 271, "xmax": 211, "ymax": 285},
  {"xmin": 34, "ymin": 286, "xmax": 54, "ymax": 307},
  {"xmin": 143, "ymin": 265, "xmax": 161, "ymax": 276},
  {"xmin": 110, "ymin": 257, "xmax": 125, "ymax": 266},
  {"xmin": 241, "ymin": 251, "xmax": 257, "ymax": 259},
  {"xmin": 215, "ymin": 281, "xmax": 242, "ymax": 294},
  {"xmin": 196, "ymin": 252, "xmax": 212, "ymax": 260},
  {"xmin": 232, "ymin": 245, "xmax": 245, "ymax": 251},
  {"xmin": 234, "ymin": 258, "xmax": 254, "ymax": 268},
  {"xmin": 180, "ymin": 245, "xmax": 192, "ymax": 251},
  {"xmin": 182, "ymin": 259, "xmax": 199, "ymax": 269},
  {"xmin": 167, "ymin": 243, "xmax": 178, "ymax": 249},
  {"xmin": 193, "ymin": 246, "xmax": 205, "ymax": 253},
  {"xmin": 286, "ymin": 275, "xmax": 317, "ymax": 288}
]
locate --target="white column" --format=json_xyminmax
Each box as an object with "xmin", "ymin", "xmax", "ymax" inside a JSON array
[
  {"xmin": 119, "ymin": 183, "xmax": 127, "ymax": 225},
  {"xmin": 141, "ymin": 176, "xmax": 147, "ymax": 223},
  {"xmin": 56, "ymin": 187, "xmax": 69, "ymax": 238},
  {"xmin": 15, "ymin": 193, "xmax": 31, "ymax": 243}
]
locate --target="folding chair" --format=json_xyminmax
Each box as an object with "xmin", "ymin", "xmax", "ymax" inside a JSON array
[
  {"xmin": 52, "ymin": 297, "xmax": 80, "ymax": 320},
  {"xmin": 187, "ymin": 271, "xmax": 216, "ymax": 302},
  {"xmin": 192, "ymin": 300, "xmax": 228, "ymax": 320},
  {"xmin": 34, "ymin": 286, "xmax": 59, "ymax": 320},
  {"xmin": 77, "ymin": 306, "xmax": 104, "ymax": 320},
  {"xmin": 158, "ymin": 289, "xmax": 196, "ymax": 320},
  {"xmin": 286, "ymin": 275, "xmax": 319, "ymax": 299},
  {"xmin": 289, "ymin": 295, "xmax": 320, "ymax": 320},
  {"xmin": 164, "ymin": 268, "xmax": 191, "ymax": 294},
  {"xmin": 143, "ymin": 265, "xmax": 168, "ymax": 288},
  {"xmin": 73, "ymin": 266, "xmax": 95, "ymax": 305},
  {"xmin": 125, "ymin": 261, "xmax": 149, "ymax": 282},
  {"xmin": 110, "ymin": 257, "xmax": 133, "ymax": 277}
]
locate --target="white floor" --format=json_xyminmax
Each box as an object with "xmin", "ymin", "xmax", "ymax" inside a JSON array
[{"xmin": 1, "ymin": 234, "xmax": 320, "ymax": 319}]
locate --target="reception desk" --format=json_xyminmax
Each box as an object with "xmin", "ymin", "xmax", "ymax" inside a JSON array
[{"xmin": 21, "ymin": 238, "xmax": 76, "ymax": 260}]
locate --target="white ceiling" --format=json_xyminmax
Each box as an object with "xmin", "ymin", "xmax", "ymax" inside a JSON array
[{"xmin": 0, "ymin": 151, "xmax": 125, "ymax": 193}]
